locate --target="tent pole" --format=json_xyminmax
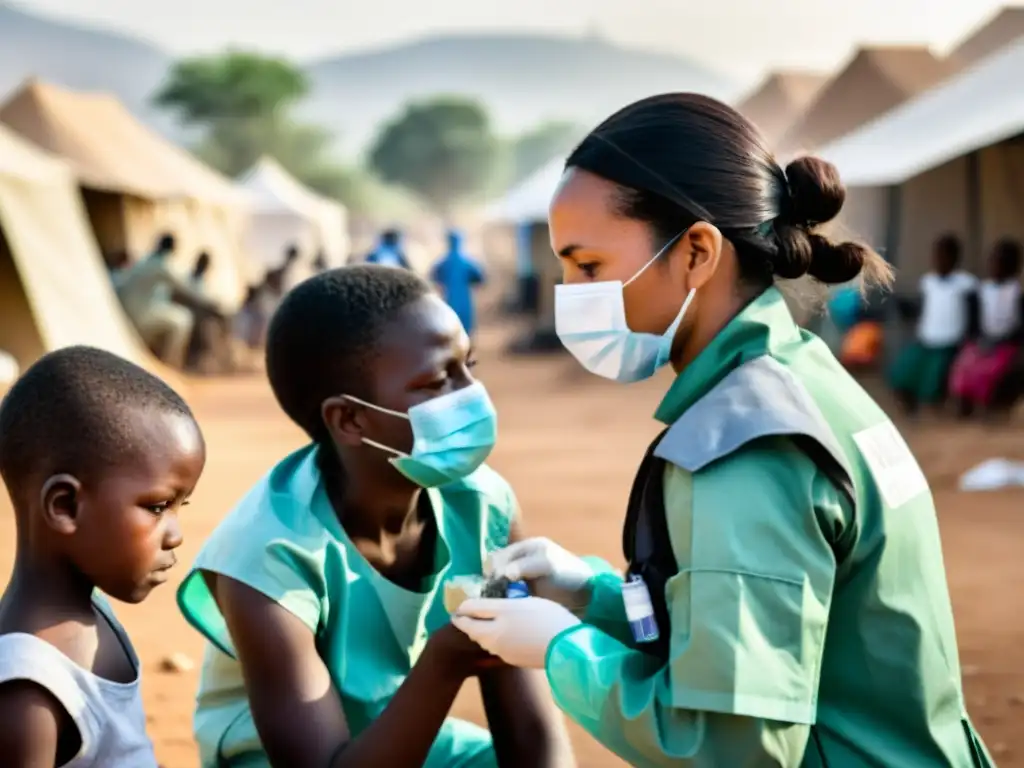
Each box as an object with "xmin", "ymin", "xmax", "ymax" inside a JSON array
[
  {"xmin": 884, "ymin": 184, "xmax": 901, "ymax": 270},
  {"xmin": 966, "ymin": 150, "xmax": 982, "ymax": 269},
  {"xmin": 882, "ymin": 183, "xmax": 903, "ymax": 368}
]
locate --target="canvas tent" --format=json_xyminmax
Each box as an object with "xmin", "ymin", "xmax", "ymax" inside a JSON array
[
  {"xmin": 487, "ymin": 157, "xmax": 563, "ymax": 226},
  {"xmin": 735, "ymin": 71, "xmax": 828, "ymax": 148},
  {"xmin": 950, "ymin": 7, "xmax": 1024, "ymax": 69},
  {"xmin": 0, "ymin": 122, "xmax": 172, "ymax": 380},
  {"xmin": 819, "ymin": 39, "xmax": 1024, "ymax": 286},
  {"xmin": 486, "ymin": 158, "xmax": 566, "ymax": 350},
  {"xmin": 236, "ymin": 156, "xmax": 349, "ymax": 283},
  {"xmin": 776, "ymin": 46, "xmax": 957, "ymax": 158},
  {"xmin": 0, "ymin": 79, "xmax": 250, "ymax": 311}
]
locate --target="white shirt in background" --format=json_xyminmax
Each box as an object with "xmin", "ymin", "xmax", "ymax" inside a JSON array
[
  {"xmin": 979, "ymin": 279, "xmax": 1022, "ymax": 339},
  {"xmin": 917, "ymin": 271, "xmax": 978, "ymax": 347}
]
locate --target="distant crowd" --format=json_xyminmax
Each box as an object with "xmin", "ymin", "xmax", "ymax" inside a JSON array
[
  {"xmin": 107, "ymin": 227, "xmax": 486, "ymax": 373},
  {"xmin": 831, "ymin": 234, "xmax": 1024, "ymax": 420}
]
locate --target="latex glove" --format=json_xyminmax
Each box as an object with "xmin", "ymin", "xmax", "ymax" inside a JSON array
[
  {"xmin": 452, "ymin": 596, "xmax": 581, "ymax": 669},
  {"xmin": 485, "ymin": 537, "xmax": 594, "ymax": 611}
]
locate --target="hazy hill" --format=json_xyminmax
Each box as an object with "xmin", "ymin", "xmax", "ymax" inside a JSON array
[
  {"xmin": 304, "ymin": 33, "xmax": 736, "ymax": 153},
  {"xmin": 0, "ymin": 5, "xmax": 736, "ymax": 154},
  {"xmin": 0, "ymin": 2, "xmax": 171, "ymax": 127}
]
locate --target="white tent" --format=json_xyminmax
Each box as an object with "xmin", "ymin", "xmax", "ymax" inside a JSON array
[
  {"xmin": 820, "ymin": 39, "xmax": 1024, "ymax": 187},
  {"xmin": 818, "ymin": 39, "xmax": 1024, "ymax": 284},
  {"xmin": 487, "ymin": 158, "xmax": 564, "ymax": 225},
  {"xmin": 237, "ymin": 157, "xmax": 349, "ymax": 283},
  {"xmin": 0, "ymin": 123, "xmax": 177, "ymax": 383}
]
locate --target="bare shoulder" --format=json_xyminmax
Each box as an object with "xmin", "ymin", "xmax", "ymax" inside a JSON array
[{"xmin": 0, "ymin": 679, "xmax": 65, "ymax": 764}]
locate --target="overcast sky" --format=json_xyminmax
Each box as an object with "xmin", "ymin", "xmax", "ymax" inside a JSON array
[{"xmin": 17, "ymin": 0, "xmax": 1020, "ymax": 79}]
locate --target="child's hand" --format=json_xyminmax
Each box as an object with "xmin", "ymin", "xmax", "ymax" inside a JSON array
[{"xmin": 425, "ymin": 622, "xmax": 506, "ymax": 680}]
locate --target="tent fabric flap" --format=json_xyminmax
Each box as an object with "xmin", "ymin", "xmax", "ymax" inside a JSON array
[{"xmin": 0, "ymin": 124, "xmax": 173, "ymax": 381}]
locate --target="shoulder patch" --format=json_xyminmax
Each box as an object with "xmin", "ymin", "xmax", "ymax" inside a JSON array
[{"xmin": 654, "ymin": 357, "xmax": 852, "ymax": 502}]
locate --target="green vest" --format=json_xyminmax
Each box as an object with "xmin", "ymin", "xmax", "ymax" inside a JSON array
[{"xmin": 545, "ymin": 288, "xmax": 992, "ymax": 767}]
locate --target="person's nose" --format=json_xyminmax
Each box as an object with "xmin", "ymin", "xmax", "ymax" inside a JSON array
[{"xmin": 163, "ymin": 512, "xmax": 184, "ymax": 550}]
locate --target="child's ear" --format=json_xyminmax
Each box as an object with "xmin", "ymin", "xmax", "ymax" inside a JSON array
[
  {"xmin": 40, "ymin": 474, "xmax": 82, "ymax": 535},
  {"xmin": 320, "ymin": 397, "xmax": 365, "ymax": 447}
]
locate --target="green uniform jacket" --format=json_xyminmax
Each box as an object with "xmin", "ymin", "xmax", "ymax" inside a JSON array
[{"xmin": 545, "ymin": 288, "xmax": 993, "ymax": 768}]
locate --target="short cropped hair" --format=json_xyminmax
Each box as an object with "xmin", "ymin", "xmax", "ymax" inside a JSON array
[
  {"xmin": 156, "ymin": 233, "xmax": 176, "ymax": 253},
  {"xmin": 935, "ymin": 234, "xmax": 961, "ymax": 265},
  {"xmin": 0, "ymin": 346, "xmax": 194, "ymax": 503},
  {"xmin": 993, "ymin": 238, "xmax": 1023, "ymax": 277},
  {"xmin": 265, "ymin": 265, "xmax": 432, "ymax": 442}
]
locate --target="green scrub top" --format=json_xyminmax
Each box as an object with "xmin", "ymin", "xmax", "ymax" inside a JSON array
[
  {"xmin": 177, "ymin": 445, "xmax": 516, "ymax": 768},
  {"xmin": 545, "ymin": 288, "xmax": 992, "ymax": 767}
]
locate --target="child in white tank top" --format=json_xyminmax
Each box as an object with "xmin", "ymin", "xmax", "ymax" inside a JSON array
[
  {"xmin": 0, "ymin": 347, "xmax": 206, "ymax": 767},
  {"xmin": 889, "ymin": 234, "xmax": 976, "ymax": 413},
  {"xmin": 950, "ymin": 239, "xmax": 1024, "ymax": 416}
]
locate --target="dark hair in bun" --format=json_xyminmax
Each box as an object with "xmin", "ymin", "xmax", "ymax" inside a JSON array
[
  {"xmin": 566, "ymin": 93, "xmax": 893, "ymax": 292},
  {"xmin": 773, "ymin": 156, "xmax": 872, "ymax": 285}
]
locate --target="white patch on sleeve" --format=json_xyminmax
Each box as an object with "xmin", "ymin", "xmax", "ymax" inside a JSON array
[{"xmin": 852, "ymin": 420, "xmax": 929, "ymax": 509}]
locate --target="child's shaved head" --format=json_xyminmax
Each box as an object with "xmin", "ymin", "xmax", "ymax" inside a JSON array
[
  {"xmin": 265, "ymin": 265, "xmax": 432, "ymax": 443},
  {"xmin": 0, "ymin": 346, "xmax": 196, "ymax": 506}
]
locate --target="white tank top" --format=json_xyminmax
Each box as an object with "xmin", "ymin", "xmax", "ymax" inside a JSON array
[
  {"xmin": 979, "ymin": 279, "xmax": 1022, "ymax": 339},
  {"xmin": 0, "ymin": 597, "xmax": 157, "ymax": 767}
]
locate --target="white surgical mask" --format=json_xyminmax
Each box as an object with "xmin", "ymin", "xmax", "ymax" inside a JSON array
[{"xmin": 555, "ymin": 233, "xmax": 696, "ymax": 383}]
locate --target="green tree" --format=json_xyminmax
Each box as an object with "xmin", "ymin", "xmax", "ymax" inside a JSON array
[
  {"xmin": 154, "ymin": 52, "xmax": 308, "ymax": 125},
  {"xmin": 153, "ymin": 51, "xmax": 356, "ymax": 202},
  {"xmin": 368, "ymin": 96, "xmax": 499, "ymax": 213},
  {"xmin": 507, "ymin": 121, "xmax": 583, "ymax": 185}
]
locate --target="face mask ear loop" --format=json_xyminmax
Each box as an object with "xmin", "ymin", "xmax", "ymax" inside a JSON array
[
  {"xmin": 361, "ymin": 437, "xmax": 410, "ymax": 458},
  {"xmin": 339, "ymin": 395, "xmax": 412, "ymax": 457},
  {"xmin": 677, "ymin": 287, "xmax": 697, "ymax": 319},
  {"xmin": 341, "ymin": 394, "xmax": 410, "ymax": 420},
  {"xmin": 624, "ymin": 230, "xmax": 686, "ymax": 288}
]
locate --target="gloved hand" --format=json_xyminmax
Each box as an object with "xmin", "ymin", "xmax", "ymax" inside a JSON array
[
  {"xmin": 485, "ymin": 537, "xmax": 594, "ymax": 612},
  {"xmin": 452, "ymin": 597, "xmax": 581, "ymax": 669}
]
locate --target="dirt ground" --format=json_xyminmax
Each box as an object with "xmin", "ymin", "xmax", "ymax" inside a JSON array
[{"xmin": 2, "ymin": 316, "xmax": 1023, "ymax": 767}]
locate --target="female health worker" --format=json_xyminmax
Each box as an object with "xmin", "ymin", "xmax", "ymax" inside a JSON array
[{"xmin": 453, "ymin": 93, "xmax": 994, "ymax": 767}]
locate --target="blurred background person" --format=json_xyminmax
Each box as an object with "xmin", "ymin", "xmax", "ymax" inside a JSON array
[
  {"xmin": 266, "ymin": 244, "xmax": 302, "ymax": 294},
  {"xmin": 184, "ymin": 252, "xmax": 235, "ymax": 373},
  {"xmin": 312, "ymin": 250, "xmax": 328, "ymax": 273},
  {"xmin": 430, "ymin": 229, "xmax": 486, "ymax": 337},
  {"xmin": 366, "ymin": 228, "xmax": 412, "ymax": 269},
  {"xmin": 115, "ymin": 233, "xmax": 211, "ymax": 369},
  {"xmin": 949, "ymin": 238, "xmax": 1024, "ymax": 418},
  {"xmin": 887, "ymin": 234, "xmax": 976, "ymax": 415}
]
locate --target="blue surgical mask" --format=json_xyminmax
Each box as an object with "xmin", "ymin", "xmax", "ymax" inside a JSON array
[
  {"xmin": 555, "ymin": 232, "xmax": 695, "ymax": 383},
  {"xmin": 344, "ymin": 382, "xmax": 497, "ymax": 487}
]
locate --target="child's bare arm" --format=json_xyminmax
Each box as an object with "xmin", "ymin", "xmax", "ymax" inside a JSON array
[
  {"xmin": 478, "ymin": 518, "xmax": 577, "ymax": 768},
  {"xmin": 216, "ymin": 574, "xmax": 496, "ymax": 768},
  {"xmin": 480, "ymin": 668, "xmax": 577, "ymax": 768},
  {"xmin": 0, "ymin": 681, "xmax": 63, "ymax": 768}
]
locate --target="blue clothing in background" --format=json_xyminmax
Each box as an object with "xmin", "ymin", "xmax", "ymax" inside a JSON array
[
  {"xmin": 515, "ymin": 223, "xmax": 534, "ymax": 278},
  {"xmin": 828, "ymin": 286, "xmax": 864, "ymax": 334},
  {"xmin": 365, "ymin": 232, "xmax": 411, "ymax": 269},
  {"xmin": 431, "ymin": 232, "xmax": 485, "ymax": 335},
  {"xmin": 366, "ymin": 245, "xmax": 410, "ymax": 269}
]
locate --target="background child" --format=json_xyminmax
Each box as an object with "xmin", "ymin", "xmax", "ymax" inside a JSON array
[
  {"xmin": 950, "ymin": 238, "xmax": 1024, "ymax": 417},
  {"xmin": 0, "ymin": 346, "xmax": 206, "ymax": 767},
  {"xmin": 889, "ymin": 234, "xmax": 977, "ymax": 414},
  {"xmin": 178, "ymin": 266, "xmax": 573, "ymax": 768}
]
